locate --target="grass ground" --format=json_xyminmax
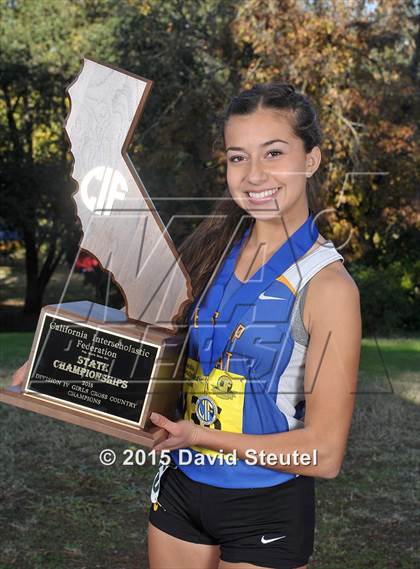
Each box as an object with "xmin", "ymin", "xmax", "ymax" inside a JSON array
[
  {"xmin": 1, "ymin": 334, "xmax": 418, "ymax": 569},
  {"xmin": 0, "ymin": 254, "xmax": 122, "ymax": 332},
  {"xmin": 0, "ymin": 257, "xmax": 419, "ymax": 567},
  {"xmin": 0, "ymin": 255, "xmax": 98, "ymax": 310}
]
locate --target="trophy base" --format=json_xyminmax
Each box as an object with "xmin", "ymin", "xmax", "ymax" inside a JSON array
[
  {"xmin": 0, "ymin": 385, "xmax": 167, "ymax": 446},
  {"xmin": 0, "ymin": 301, "xmax": 187, "ymax": 448}
]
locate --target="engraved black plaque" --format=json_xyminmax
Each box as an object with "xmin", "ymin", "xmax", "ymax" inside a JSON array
[{"xmin": 26, "ymin": 313, "xmax": 159, "ymax": 425}]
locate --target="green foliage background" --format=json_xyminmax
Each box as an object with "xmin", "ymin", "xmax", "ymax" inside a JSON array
[{"xmin": 0, "ymin": 0, "xmax": 419, "ymax": 334}]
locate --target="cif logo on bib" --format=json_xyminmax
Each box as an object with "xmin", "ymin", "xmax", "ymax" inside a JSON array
[
  {"xmin": 192, "ymin": 375, "xmax": 233, "ymax": 430},
  {"xmin": 193, "ymin": 395, "xmax": 221, "ymax": 428},
  {"xmin": 81, "ymin": 166, "xmax": 128, "ymax": 216}
]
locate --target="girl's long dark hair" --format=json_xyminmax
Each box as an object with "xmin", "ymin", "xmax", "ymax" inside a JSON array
[{"xmin": 175, "ymin": 82, "xmax": 323, "ymax": 327}]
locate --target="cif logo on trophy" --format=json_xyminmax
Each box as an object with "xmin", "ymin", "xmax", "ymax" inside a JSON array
[{"xmin": 0, "ymin": 59, "xmax": 192, "ymax": 447}]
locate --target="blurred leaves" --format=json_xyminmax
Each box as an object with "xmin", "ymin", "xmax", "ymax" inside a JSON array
[{"xmin": 0, "ymin": 0, "xmax": 418, "ymax": 329}]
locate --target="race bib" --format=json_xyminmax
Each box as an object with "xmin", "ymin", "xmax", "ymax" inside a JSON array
[{"xmin": 183, "ymin": 358, "xmax": 246, "ymax": 456}]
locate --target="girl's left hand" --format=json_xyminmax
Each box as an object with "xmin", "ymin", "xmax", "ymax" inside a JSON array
[{"xmin": 150, "ymin": 413, "xmax": 202, "ymax": 452}]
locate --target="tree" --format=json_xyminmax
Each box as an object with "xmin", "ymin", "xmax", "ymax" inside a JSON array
[
  {"xmin": 0, "ymin": 0, "xmax": 240, "ymax": 314},
  {"xmin": 0, "ymin": 0, "xmax": 125, "ymax": 313},
  {"xmin": 230, "ymin": 0, "xmax": 419, "ymax": 270}
]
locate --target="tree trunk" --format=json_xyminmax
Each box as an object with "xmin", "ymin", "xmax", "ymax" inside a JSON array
[{"xmin": 23, "ymin": 226, "xmax": 42, "ymax": 314}]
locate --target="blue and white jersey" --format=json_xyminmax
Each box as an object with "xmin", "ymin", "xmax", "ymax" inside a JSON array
[{"xmin": 171, "ymin": 215, "xmax": 344, "ymax": 488}]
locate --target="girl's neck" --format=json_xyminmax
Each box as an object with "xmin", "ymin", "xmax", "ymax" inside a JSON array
[{"xmin": 247, "ymin": 210, "xmax": 311, "ymax": 254}]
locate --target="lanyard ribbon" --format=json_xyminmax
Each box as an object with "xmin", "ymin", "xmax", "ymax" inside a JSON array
[{"xmin": 194, "ymin": 214, "xmax": 319, "ymax": 377}]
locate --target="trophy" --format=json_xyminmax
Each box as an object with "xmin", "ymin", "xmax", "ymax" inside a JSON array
[{"xmin": 0, "ymin": 58, "xmax": 191, "ymax": 447}]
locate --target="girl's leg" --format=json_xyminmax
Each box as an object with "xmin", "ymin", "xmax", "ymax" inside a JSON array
[
  {"xmin": 148, "ymin": 522, "xmax": 220, "ymax": 569},
  {"xmin": 219, "ymin": 563, "xmax": 307, "ymax": 569}
]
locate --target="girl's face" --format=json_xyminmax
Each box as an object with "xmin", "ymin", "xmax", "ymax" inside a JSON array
[{"xmin": 224, "ymin": 107, "xmax": 320, "ymax": 221}]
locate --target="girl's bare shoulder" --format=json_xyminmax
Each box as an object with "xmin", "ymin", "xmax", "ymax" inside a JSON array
[
  {"xmin": 305, "ymin": 233, "xmax": 356, "ymax": 290},
  {"xmin": 303, "ymin": 246, "xmax": 360, "ymax": 332},
  {"xmin": 310, "ymin": 253, "xmax": 359, "ymax": 299}
]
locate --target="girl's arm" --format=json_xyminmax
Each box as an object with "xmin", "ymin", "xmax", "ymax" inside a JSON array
[{"xmin": 151, "ymin": 265, "xmax": 361, "ymax": 479}]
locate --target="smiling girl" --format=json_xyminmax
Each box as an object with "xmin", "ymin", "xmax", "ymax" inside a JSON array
[{"xmin": 147, "ymin": 83, "xmax": 361, "ymax": 569}]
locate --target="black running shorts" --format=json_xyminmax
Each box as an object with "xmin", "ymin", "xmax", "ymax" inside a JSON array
[{"xmin": 149, "ymin": 464, "xmax": 315, "ymax": 569}]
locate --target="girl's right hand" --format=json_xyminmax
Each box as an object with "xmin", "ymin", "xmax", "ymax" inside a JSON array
[{"xmin": 11, "ymin": 360, "xmax": 29, "ymax": 387}]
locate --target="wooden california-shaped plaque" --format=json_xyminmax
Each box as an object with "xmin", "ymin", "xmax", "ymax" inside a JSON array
[{"xmin": 0, "ymin": 59, "xmax": 192, "ymax": 447}]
